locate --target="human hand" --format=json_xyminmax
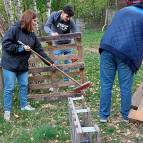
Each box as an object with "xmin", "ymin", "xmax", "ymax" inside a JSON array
[
  {"xmin": 51, "ymin": 64, "xmax": 56, "ymax": 67},
  {"xmin": 51, "ymin": 32, "xmax": 59, "ymax": 36},
  {"xmin": 24, "ymin": 45, "xmax": 31, "ymax": 51},
  {"xmin": 51, "ymin": 64, "xmax": 56, "ymax": 72}
]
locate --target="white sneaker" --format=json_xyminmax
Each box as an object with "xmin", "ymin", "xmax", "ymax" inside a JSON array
[
  {"xmin": 69, "ymin": 85, "xmax": 75, "ymax": 88},
  {"xmin": 21, "ymin": 105, "xmax": 35, "ymax": 111},
  {"xmin": 4, "ymin": 111, "xmax": 10, "ymax": 121},
  {"xmin": 122, "ymin": 119, "xmax": 129, "ymax": 123},
  {"xmin": 100, "ymin": 118, "xmax": 107, "ymax": 123}
]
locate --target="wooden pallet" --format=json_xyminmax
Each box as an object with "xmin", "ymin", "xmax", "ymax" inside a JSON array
[
  {"xmin": 28, "ymin": 33, "xmax": 86, "ymax": 100},
  {"xmin": 128, "ymin": 82, "xmax": 143, "ymax": 122},
  {"xmin": 68, "ymin": 96, "xmax": 101, "ymax": 143}
]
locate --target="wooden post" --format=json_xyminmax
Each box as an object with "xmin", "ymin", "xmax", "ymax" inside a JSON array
[
  {"xmin": 0, "ymin": 65, "xmax": 3, "ymax": 109},
  {"xmin": 68, "ymin": 96, "xmax": 101, "ymax": 143}
]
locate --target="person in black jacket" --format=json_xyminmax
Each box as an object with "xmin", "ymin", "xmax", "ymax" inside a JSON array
[{"xmin": 1, "ymin": 10, "xmax": 54, "ymax": 121}]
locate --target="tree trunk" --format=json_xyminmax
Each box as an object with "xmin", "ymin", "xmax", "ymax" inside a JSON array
[
  {"xmin": 32, "ymin": 0, "xmax": 40, "ymax": 35},
  {"xmin": 57, "ymin": 0, "xmax": 61, "ymax": 8},
  {"xmin": 46, "ymin": 0, "xmax": 51, "ymax": 17},
  {"xmin": 3, "ymin": 0, "xmax": 15, "ymax": 25},
  {"xmin": 14, "ymin": 0, "xmax": 22, "ymax": 19}
]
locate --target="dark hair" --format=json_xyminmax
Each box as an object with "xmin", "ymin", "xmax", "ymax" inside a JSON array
[
  {"xmin": 63, "ymin": 5, "xmax": 74, "ymax": 17},
  {"xmin": 20, "ymin": 10, "xmax": 36, "ymax": 32}
]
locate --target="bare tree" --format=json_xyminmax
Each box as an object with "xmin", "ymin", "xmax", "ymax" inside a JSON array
[
  {"xmin": 47, "ymin": 0, "xmax": 51, "ymax": 17},
  {"xmin": 14, "ymin": 0, "xmax": 22, "ymax": 19},
  {"xmin": 3, "ymin": 0, "xmax": 14, "ymax": 25},
  {"xmin": 32, "ymin": 0, "xmax": 40, "ymax": 35}
]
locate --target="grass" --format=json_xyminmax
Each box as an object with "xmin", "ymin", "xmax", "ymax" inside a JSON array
[{"xmin": 0, "ymin": 29, "xmax": 143, "ymax": 142}]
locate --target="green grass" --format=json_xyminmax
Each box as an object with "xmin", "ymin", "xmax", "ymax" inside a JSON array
[{"xmin": 0, "ymin": 29, "xmax": 143, "ymax": 142}]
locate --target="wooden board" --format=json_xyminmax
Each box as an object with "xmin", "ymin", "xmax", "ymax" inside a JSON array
[
  {"xmin": 0, "ymin": 66, "xmax": 3, "ymax": 108},
  {"xmin": 128, "ymin": 97, "xmax": 143, "ymax": 122},
  {"xmin": 132, "ymin": 82, "xmax": 143, "ymax": 109},
  {"xmin": 28, "ymin": 33, "xmax": 86, "ymax": 100}
]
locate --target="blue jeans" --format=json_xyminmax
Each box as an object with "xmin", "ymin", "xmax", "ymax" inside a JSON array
[
  {"xmin": 99, "ymin": 51, "xmax": 133, "ymax": 120},
  {"xmin": 3, "ymin": 69, "xmax": 28, "ymax": 111}
]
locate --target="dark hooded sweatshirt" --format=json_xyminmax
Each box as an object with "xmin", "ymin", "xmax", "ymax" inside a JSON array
[
  {"xmin": 44, "ymin": 11, "xmax": 78, "ymax": 44},
  {"xmin": 1, "ymin": 21, "xmax": 54, "ymax": 72}
]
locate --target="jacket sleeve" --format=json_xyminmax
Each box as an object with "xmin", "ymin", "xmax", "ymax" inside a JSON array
[
  {"xmin": 2, "ymin": 26, "xmax": 21, "ymax": 54},
  {"xmin": 33, "ymin": 35, "xmax": 54, "ymax": 66},
  {"xmin": 44, "ymin": 12, "xmax": 56, "ymax": 35},
  {"xmin": 70, "ymin": 19, "xmax": 79, "ymax": 33}
]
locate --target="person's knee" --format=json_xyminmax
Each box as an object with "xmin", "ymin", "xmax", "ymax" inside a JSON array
[{"xmin": 5, "ymin": 84, "xmax": 15, "ymax": 92}]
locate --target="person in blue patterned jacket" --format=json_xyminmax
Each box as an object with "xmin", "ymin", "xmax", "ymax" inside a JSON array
[{"xmin": 99, "ymin": 2, "xmax": 143, "ymax": 123}]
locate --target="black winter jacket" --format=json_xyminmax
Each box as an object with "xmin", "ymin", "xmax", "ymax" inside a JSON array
[{"xmin": 1, "ymin": 22, "xmax": 54, "ymax": 72}]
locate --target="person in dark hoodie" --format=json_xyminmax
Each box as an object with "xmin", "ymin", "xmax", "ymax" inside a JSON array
[
  {"xmin": 44, "ymin": 4, "xmax": 78, "ymax": 42},
  {"xmin": 44, "ymin": 5, "xmax": 78, "ymax": 82},
  {"xmin": 99, "ymin": 1, "xmax": 143, "ymax": 123},
  {"xmin": 1, "ymin": 10, "xmax": 54, "ymax": 121}
]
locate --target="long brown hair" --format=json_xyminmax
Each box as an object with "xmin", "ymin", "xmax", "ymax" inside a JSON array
[{"xmin": 20, "ymin": 10, "xmax": 36, "ymax": 32}]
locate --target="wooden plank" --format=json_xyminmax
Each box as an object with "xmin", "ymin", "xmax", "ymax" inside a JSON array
[
  {"xmin": 0, "ymin": 66, "xmax": 3, "ymax": 109},
  {"xmin": 128, "ymin": 109, "xmax": 143, "ymax": 122},
  {"xmin": 39, "ymin": 33, "xmax": 81, "ymax": 42},
  {"xmin": 138, "ymin": 97, "xmax": 143, "ymax": 110},
  {"xmin": 29, "ymin": 80, "xmax": 76, "ymax": 90},
  {"xmin": 132, "ymin": 82, "xmax": 143, "ymax": 108},
  {"xmin": 57, "ymin": 62, "xmax": 84, "ymax": 70},
  {"xmin": 29, "ymin": 92, "xmax": 81, "ymax": 101},
  {"xmin": 29, "ymin": 74, "xmax": 51, "ymax": 81},
  {"xmin": 52, "ymin": 54, "xmax": 79, "ymax": 61},
  {"xmin": 29, "ymin": 70, "xmax": 81, "ymax": 81},
  {"xmin": 29, "ymin": 62, "xmax": 84, "ymax": 73},
  {"xmin": 82, "ymin": 127, "xmax": 96, "ymax": 133},
  {"xmin": 77, "ymin": 45, "xmax": 83, "ymax": 62},
  {"xmin": 29, "ymin": 67, "xmax": 52, "ymax": 73},
  {"xmin": 0, "ymin": 66, "xmax": 3, "ymax": 94},
  {"xmin": 76, "ymin": 109, "xmax": 89, "ymax": 113},
  {"xmin": 79, "ymin": 69, "xmax": 85, "ymax": 84},
  {"xmin": 48, "ymin": 43, "xmax": 77, "ymax": 50},
  {"xmin": 129, "ymin": 98, "xmax": 143, "ymax": 122}
]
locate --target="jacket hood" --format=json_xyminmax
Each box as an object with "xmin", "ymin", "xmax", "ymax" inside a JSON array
[{"xmin": 52, "ymin": 11, "xmax": 62, "ymax": 21}]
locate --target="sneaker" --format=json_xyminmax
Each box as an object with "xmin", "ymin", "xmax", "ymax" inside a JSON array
[
  {"xmin": 4, "ymin": 111, "xmax": 10, "ymax": 122},
  {"xmin": 69, "ymin": 85, "xmax": 75, "ymax": 88},
  {"xmin": 100, "ymin": 118, "xmax": 107, "ymax": 123},
  {"xmin": 122, "ymin": 119, "xmax": 129, "ymax": 123},
  {"xmin": 21, "ymin": 105, "xmax": 35, "ymax": 111}
]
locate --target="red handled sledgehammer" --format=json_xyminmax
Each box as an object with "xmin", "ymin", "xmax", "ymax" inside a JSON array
[{"xmin": 18, "ymin": 40, "xmax": 91, "ymax": 93}]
